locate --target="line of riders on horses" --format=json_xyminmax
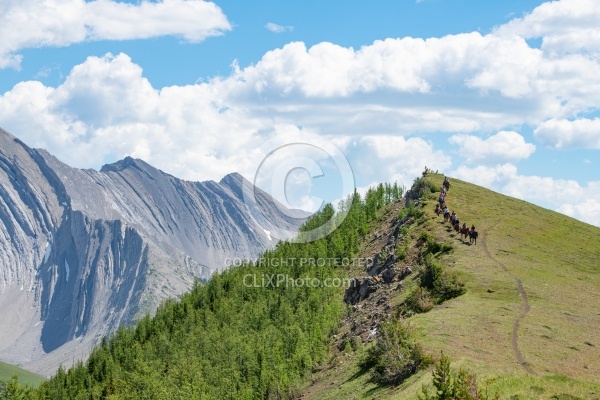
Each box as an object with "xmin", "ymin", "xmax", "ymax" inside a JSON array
[{"xmin": 434, "ymin": 177, "xmax": 478, "ymax": 245}]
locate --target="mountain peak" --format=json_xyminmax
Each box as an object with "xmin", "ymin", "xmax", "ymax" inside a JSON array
[
  {"xmin": 100, "ymin": 156, "xmax": 145, "ymax": 173},
  {"xmin": 219, "ymin": 172, "xmax": 246, "ymax": 186}
]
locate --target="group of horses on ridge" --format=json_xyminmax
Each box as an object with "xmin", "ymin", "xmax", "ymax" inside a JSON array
[{"xmin": 434, "ymin": 177, "xmax": 478, "ymax": 245}]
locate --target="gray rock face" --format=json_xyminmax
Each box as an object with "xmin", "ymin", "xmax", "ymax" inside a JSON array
[{"xmin": 0, "ymin": 127, "xmax": 308, "ymax": 375}]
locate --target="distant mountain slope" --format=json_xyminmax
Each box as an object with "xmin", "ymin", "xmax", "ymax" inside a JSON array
[
  {"xmin": 0, "ymin": 127, "xmax": 308, "ymax": 376},
  {"xmin": 302, "ymin": 173, "xmax": 600, "ymax": 399}
]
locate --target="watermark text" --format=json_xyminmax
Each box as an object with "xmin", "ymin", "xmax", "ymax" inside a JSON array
[
  {"xmin": 243, "ymin": 274, "xmax": 356, "ymax": 288},
  {"xmin": 225, "ymin": 257, "xmax": 373, "ymax": 268}
]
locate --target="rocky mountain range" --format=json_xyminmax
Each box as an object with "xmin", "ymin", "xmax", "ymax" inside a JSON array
[{"xmin": 0, "ymin": 127, "xmax": 308, "ymax": 376}]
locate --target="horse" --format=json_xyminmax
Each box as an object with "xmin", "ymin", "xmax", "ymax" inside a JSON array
[
  {"xmin": 459, "ymin": 225, "xmax": 470, "ymax": 240},
  {"xmin": 450, "ymin": 214, "xmax": 457, "ymax": 225},
  {"xmin": 434, "ymin": 204, "xmax": 442, "ymax": 218},
  {"xmin": 469, "ymin": 230, "xmax": 478, "ymax": 245},
  {"xmin": 453, "ymin": 222, "xmax": 460, "ymax": 233},
  {"xmin": 443, "ymin": 179, "xmax": 451, "ymax": 192}
]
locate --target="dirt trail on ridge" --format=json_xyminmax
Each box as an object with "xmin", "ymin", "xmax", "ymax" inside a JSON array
[{"xmin": 481, "ymin": 225, "xmax": 534, "ymax": 375}]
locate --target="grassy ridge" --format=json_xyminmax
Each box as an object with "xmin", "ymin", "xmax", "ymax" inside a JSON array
[
  {"xmin": 414, "ymin": 174, "xmax": 600, "ymax": 379},
  {"xmin": 303, "ymin": 173, "xmax": 600, "ymax": 399},
  {"xmin": 0, "ymin": 362, "xmax": 44, "ymax": 387}
]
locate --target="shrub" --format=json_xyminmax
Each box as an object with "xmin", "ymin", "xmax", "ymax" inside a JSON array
[
  {"xmin": 361, "ymin": 319, "xmax": 430, "ymax": 385},
  {"xmin": 419, "ymin": 233, "xmax": 453, "ymax": 257},
  {"xmin": 421, "ymin": 254, "xmax": 466, "ymax": 302},
  {"xmin": 350, "ymin": 336, "xmax": 362, "ymax": 351},
  {"xmin": 401, "ymin": 248, "xmax": 465, "ymax": 316},
  {"xmin": 412, "ymin": 177, "xmax": 438, "ymax": 198},
  {"xmin": 396, "ymin": 245, "xmax": 408, "ymax": 261},
  {"xmin": 399, "ymin": 204, "xmax": 424, "ymax": 221},
  {"xmin": 419, "ymin": 352, "xmax": 499, "ymax": 400},
  {"xmin": 433, "ymin": 269, "xmax": 465, "ymax": 302},
  {"xmin": 402, "ymin": 287, "xmax": 435, "ymax": 314},
  {"xmin": 344, "ymin": 339, "xmax": 352, "ymax": 353},
  {"xmin": 425, "ymin": 240, "xmax": 453, "ymax": 256},
  {"xmin": 419, "ymin": 254, "xmax": 442, "ymax": 288}
]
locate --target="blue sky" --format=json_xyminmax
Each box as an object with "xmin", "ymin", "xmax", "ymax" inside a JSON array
[{"xmin": 1, "ymin": 0, "xmax": 599, "ymax": 227}]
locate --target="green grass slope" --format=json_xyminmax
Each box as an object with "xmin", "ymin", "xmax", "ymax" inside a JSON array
[
  {"xmin": 304, "ymin": 173, "xmax": 600, "ymax": 399},
  {"xmin": 0, "ymin": 361, "xmax": 45, "ymax": 387}
]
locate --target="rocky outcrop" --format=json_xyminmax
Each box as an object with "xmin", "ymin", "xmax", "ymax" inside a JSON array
[{"xmin": 0, "ymin": 127, "xmax": 308, "ymax": 375}]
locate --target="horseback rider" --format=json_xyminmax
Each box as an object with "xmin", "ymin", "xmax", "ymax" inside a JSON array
[
  {"xmin": 469, "ymin": 224, "xmax": 478, "ymax": 244},
  {"xmin": 462, "ymin": 222, "xmax": 467, "ymax": 230},
  {"xmin": 450, "ymin": 211, "xmax": 456, "ymax": 224},
  {"xmin": 443, "ymin": 177, "xmax": 451, "ymax": 191}
]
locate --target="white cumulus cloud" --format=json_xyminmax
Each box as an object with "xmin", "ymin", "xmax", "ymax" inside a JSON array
[
  {"xmin": 219, "ymin": 33, "xmax": 600, "ymax": 132},
  {"xmin": 0, "ymin": 53, "xmax": 258, "ymax": 179},
  {"xmin": 449, "ymin": 131, "xmax": 536, "ymax": 164},
  {"xmin": 0, "ymin": 51, "xmax": 457, "ymax": 205},
  {"xmin": 534, "ymin": 118, "xmax": 600, "ymax": 149},
  {"xmin": 452, "ymin": 163, "xmax": 519, "ymax": 188},
  {"xmin": 345, "ymin": 136, "xmax": 452, "ymax": 188},
  {"xmin": 495, "ymin": 0, "xmax": 600, "ymax": 56},
  {"xmin": 0, "ymin": 0, "xmax": 231, "ymax": 69}
]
